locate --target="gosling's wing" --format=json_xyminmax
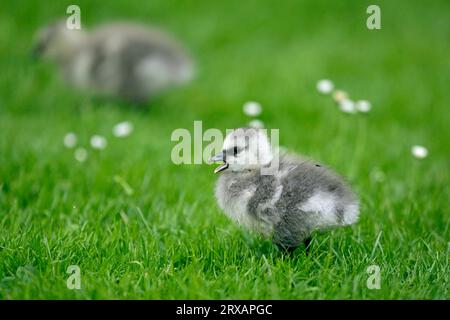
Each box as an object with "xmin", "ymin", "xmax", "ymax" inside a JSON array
[
  {"xmin": 85, "ymin": 23, "xmax": 193, "ymax": 101},
  {"xmin": 278, "ymin": 157, "xmax": 359, "ymax": 228}
]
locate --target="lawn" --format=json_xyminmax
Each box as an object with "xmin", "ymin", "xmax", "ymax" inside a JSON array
[{"xmin": 0, "ymin": 0, "xmax": 448, "ymax": 299}]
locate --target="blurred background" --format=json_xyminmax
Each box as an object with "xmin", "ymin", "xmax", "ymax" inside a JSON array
[{"xmin": 0, "ymin": 0, "xmax": 448, "ymax": 299}]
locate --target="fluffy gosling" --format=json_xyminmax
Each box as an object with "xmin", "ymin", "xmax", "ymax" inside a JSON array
[
  {"xmin": 211, "ymin": 128, "xmax": 359, "ymax": 252},
  {"xmin": 33, "ymin": 20, "xmax": 194, "ymax": 103}
]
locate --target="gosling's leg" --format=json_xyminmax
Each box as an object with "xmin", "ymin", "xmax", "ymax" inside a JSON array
[
  {"xmin": 276, "ymin": 244, "xmax": 298, "ymax": 256},
  {"xmin": 277, "ymin": 237, "xmax": 312, "ymax": 256},
  {"xmin": 286, "ymin": 246, "xmax": 298, "ymax": 255},
  {"xmin": 303, "ymin": 237, "xmax": 312, "ymax": 255}
]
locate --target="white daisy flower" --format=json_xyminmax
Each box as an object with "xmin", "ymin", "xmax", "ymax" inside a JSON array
[
  {"xmin": 243, "ymin": 101, "xmax": 262, "ymax": 117},
  {"xmin": 339, "ymin": 99, "xmax": 356, "ymax": 113},
  {"xmin": 113, "ymin": 121, "xmax": 134, "ymax": 137},
  {"xmin": 74, "ymin": 148, "xmax": 88, "ymax": 162},
  {"xmin": 90, "ymin": 135, "xmax": 107, "ymax": 150},
  {"xmin": 411, "ymin": 145, "xmax": 428, "ymax": 159},
  {"xmin": 356, "ymin": 100, "xmax": 372, "ymax": 113},
  {"xmin": 332, "ymin": 90, "xmax": 349, "ymax": 103},
  {"xmin": 316, "ymin": 79, "xmax": 334, "ymax": 94},
  {"xmin": 63, "ymin": 132, "xmax": 77, "ymax": 148},
  {"xmin": 248, "ymin": 119, "xmax": 264, "ymax": 129}
]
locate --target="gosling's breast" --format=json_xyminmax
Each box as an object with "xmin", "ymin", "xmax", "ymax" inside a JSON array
[{"xmin": 215, "ymin": 175, "xmax": 257, "ymax": 228}]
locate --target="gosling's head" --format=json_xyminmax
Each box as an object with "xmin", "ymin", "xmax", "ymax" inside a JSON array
[
  {"xmin": 32, "ymin": 20, "xmax": 85, "ymax": 62},
  {"xmin": 211, "ymin": 128, "xmax": 273, "ymax": 173}
]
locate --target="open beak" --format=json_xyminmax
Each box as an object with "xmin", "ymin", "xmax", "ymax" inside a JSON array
[{"xmin": 210, "ymin": 151, "xmax": 229, "ymax": 174}]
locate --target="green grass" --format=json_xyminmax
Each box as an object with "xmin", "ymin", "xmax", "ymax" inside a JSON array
[{"xmin": 0, "ymin": 0, "xmax": 449, "ymax": 299}]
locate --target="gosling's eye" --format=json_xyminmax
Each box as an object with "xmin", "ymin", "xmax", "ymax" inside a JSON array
[{"xmin": 233, "ymin": 146, "xmax": 238, "ymax": 156}]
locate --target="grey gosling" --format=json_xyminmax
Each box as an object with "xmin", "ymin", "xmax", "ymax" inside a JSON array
[
  {"xmin": 211, "ymin": 128, "xmax": 359, "ymax": 253},
  {"xmin": 33, "ymin": 20, "xmax": 194, "ymax": 103}
]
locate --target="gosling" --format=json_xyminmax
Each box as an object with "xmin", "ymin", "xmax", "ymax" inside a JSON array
[
  {"xmin": 33, "ymin": 20, "xmax": 194, "ymax": 103},
  {"xmin": 211, "ymin": 128, "xmax": 359, "ymax": 252}
]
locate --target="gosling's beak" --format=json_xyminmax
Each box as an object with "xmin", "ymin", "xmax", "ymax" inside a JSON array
[{"xmin": 210, "ymin": 151, "xmax": 228, "ymax": 174}]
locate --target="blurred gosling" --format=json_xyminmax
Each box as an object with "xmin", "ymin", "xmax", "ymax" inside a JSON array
[
  {"xmin": 33, "ymin": 20, "xmax": 194, "ymax": 103},
  {"xmin": 211, "ymin": 128, "xmax": 359, "ymax": 253}
]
